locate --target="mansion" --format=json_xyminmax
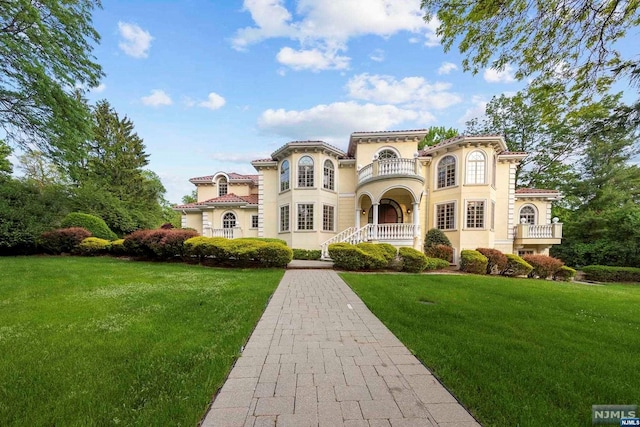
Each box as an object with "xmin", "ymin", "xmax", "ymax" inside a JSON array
[{"xmin": 174, "ymin": 130, "xmax": 562, "ymax": 262}]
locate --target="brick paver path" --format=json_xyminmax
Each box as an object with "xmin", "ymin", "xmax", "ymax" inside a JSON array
[{"xmin": 202, "ymin": 270, "xmax": 480, "ymax": 427}]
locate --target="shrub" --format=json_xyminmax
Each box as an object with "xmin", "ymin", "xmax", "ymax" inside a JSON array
[
  {"xmin": 122, "ymin": 230, "xmax": 152, "ymax": 257},
  {"xmin": 143, "ymin": 229, "xmax": 199, "ymax": 259},
  {"xmin": 109, "ymin": 239, "xmax": 126, "ymax": 256},
  {"xmin": 398, "ymin": 247, "xmax": 428, "ymax": 273},
  {"xmin": 76, "ymin": 237, "xmax": 111, "ymax": 256},
  {"xmin": 376, "ymin": 243, "xmax": 398, "ymax": 262},
  {"xmin": 424, "ymin": 228, "xmax": 452, "ymax": 249},
  {"xmin": 424, "ymin": 257, "xmax": 450, "ymax": 271},
  {"xmin": 553, "ymin": 265, "xmax": 577, "ymax": 282},
  {"xmin": 502, "ymin": 254, "xmax": 533, "ymax": 277},
  {"xmin": 476, "ymin": 248, "xmax": 508, "ymax": 274},
  {"xmin": 582, "ymin": 265, "xmax": 640, "ymax": 283},
  {"xmin": 160, "ymin": 223, "xmax": 175, "ymax": 229},
  {"xmin": 236, "ymin": 237, "xmax": 288, "ymax": 246},
  {"xmin": 255, "ymin": 242, "xmax": 293, "ymax": 267},
  {"xmin": 459, "ymin": 250, "xmax": 488, "ymax": 274},
  {"xmin": 292, "ymin": 249, "xmax": 322, "ymax": 260},
  {"xmin": 61, "ymin": 212, "xmax": 118, "ymax": 240},
  {"xmin": 39, "ymin": 227, "xmax": 92, "ymax": 254},
  {"xmin": 328, "ymin": 243, "xmax": 366, "ymax": 271},
  {"xmin": 522, "ymin": 254, "xmax": 564, "ymax": 279},
  {"xmin": 424, "ymin": 244, "xmax": 453, "ymax": 262}
]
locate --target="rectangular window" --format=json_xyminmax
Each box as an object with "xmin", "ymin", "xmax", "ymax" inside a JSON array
[
  {"xmin": 251, "ymin": 215, "xmax": 259, "ymax": 229},
  {"xmin": 466, "ymin": 201, "xmax": 485, "ymax": 229},
  {"xmin": 322, "ymin": 205, "xmax": 334, "ymax": 231},
  {"xmin": 436, "ymin": 202, "xmax": 455, "ymax": 230},
  {"xmin": 280, "ymin": 205, "xmax": 289, "ymax": 232},
  {"xmin": 297, "ymin": 204, "xmax": 314, "ymax": 230}
]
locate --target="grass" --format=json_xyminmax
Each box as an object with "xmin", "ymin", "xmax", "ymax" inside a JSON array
[
  {"xmin": 341, "ymin": 273, "xmax": 640, "ymax": 427},
  {"xmin": 0, "ymin": 256, "xmax": 283, "ymax": 426}
]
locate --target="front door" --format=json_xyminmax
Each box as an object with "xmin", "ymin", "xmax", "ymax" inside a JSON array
[{"xmin": 378, "ymin": 204, "xmax": 398, "ymax": 224}]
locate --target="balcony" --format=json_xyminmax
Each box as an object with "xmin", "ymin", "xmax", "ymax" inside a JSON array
[
  {"xmin": 513, "ymin": 223, "xmax": 563, "ymax": 245},
  {"xmin": 357, "ymin": 158, "xmax": 423, "ymax": 186}
]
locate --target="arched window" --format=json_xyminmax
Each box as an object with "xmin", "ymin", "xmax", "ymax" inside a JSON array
[
  {"xmin": 323, "ymin": 160, "xmax": 335, "ymax": 190},
  {"xmin": 437, "ymin": 155, "xmax": 456, "ymax": 188},
  {"xmin": 218, "ymin": 177, "xmax": 228, "ymax": 196},
  {"xmin": 377, "ymin": 149, "xmax": 398, "ymax": 160},
  {"xmin": 280, "ymin": 160, "xmax": 290, "ymax": 191},
  {"xmin": 519, "ymin": 205, "xmax": 537, "ymax": 225},
  {"xmin": 298, "ymin": 156, "xmax": 314, "ymax": 187},
  {"xmin": 466, "ymin": 151, "xmax": 486, "ymax": 184},
  {"xmin": 222, "ymin": 212, "xmax": 236, "ymax": 229}
]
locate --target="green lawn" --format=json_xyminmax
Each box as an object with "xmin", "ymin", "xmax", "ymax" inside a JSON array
[
  {"xmin": 342, "ymin": 273, "xmax": 640, "ymax": 427},
  {"xmin": 0, "ymin": 257, "xmax": 283, "ymax": 426}
]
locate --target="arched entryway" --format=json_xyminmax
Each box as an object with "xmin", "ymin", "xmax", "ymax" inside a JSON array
[{"xmin": 368, "ymin": 199, "xmax": 403, "ymax": 224}]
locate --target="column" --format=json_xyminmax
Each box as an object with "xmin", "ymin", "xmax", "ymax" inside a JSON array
[
  {"xmin": 412, "ymin": 202, "xmax": 420, "ymax": 238},
  {"xmin": 355, "ymin": 208, "xmax": 361, "ymax": 229},
  {"xmin": 372, "ymin": 203, "xmax": 379, "ymax": 240}
]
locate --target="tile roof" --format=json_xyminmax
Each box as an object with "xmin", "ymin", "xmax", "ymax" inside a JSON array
[
  {"xmin": 173, "ymin": 193, "xmax": 258, "ymax": 210},
  {"xmin": 515, "ymin": 188, "xmax": 560, "ymax": 194},
  {"xmin": 189, "ymin": 172, "xmax": 258, "ymax": 185},
  {"xmin": 351, "ymin": 129, "xmax": 429, "ymax": 134},
  {"xmin": 270, "ymin": 140, "xmax": 348, "ymax": 159}
]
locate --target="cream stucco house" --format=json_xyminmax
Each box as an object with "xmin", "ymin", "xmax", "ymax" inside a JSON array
[{"xmin": 175, "ymin": 130, "xmax": 563, "ymax": 262}]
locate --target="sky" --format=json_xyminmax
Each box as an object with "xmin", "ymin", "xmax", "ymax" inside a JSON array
[{"xmin": 83, "ymin": 0, "xmax": 544, "ymax": 203}]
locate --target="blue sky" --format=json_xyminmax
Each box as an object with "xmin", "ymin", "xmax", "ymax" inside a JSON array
[{"xmin": 85, "ymin": 0, "xmax": 541, "ymax": 203}]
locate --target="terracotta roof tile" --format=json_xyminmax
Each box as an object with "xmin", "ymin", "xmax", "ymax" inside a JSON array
[
  {"xmin": 515, "ymin": 188, "xmax": 560, "ymax": 194},
  {"xmin": 351, "ymin": 129, "xmax": 429, "ymax": 134}
]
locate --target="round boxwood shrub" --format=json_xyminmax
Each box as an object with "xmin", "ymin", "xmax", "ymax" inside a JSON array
[
  {"xmin": 553, "ymin": 265, "xmax": 577, "ymax": 282},
  {"xmin": 424, "ymin": 244, "xmax": 453, "ymax": 262},
  {"xmin": 76, "ymin": 237, "xmax": 111, "ymax": 256},
  {"xmin": 522, "ymin": 254, "xmax": 564, "ymax": 279},
  {"xmin": 424, "ymin": 228, "xmax": 452, "ymax": 248},
  {"xmin": 292, "ymin": 249, "xmax": 322, "ymax": 260},
  {"xmin": 476, "ymin": 248, "xmax": 508, "ymax": 274},
  {"xmin": 376, "ymin": 243, "xmax": 398, "ymax": 262},
  {"xmin": 502, "ymin": 254, "xmax": 533, "ymax": 277},
  {"xmin": 236, "ymin": 237, "xmax": 288, "ymax": 246},
  {"xmin": 398, "ymin": 247, "xmax": 428, "ymax": 273},
  {"xmin": 255, "ymin": 242, "xmax": 293, "ymax": 267},
  {"xmin": 328, "ymin": 243, "xmax": 366, "ymax": 271},
  {"xmin": 459, "ymin": 250, "xmax": 488, "ymax": 274},
  {"xmin": 39, "ymin": 227, "xmax": 92, "ymax": 254},
  {"xmin": 356, "ymin": 242, "xmax": 391, "ymax": 270},
  {"xmin": 424, "ymin": 257, "xmax": 450, "ymax": 271},
  {"xmin": 61, "ymin": 212, "xmax": 117, "ymax": 240}
]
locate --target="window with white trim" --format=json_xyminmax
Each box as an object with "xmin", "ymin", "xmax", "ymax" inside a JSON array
[
  {"xmin": 323, "ymin": 160, "xmax": 335, "ymax": 190},
  {"xmin": 251, "ymin": 215, "xmax": 259, "ymax": 229},
  {"xmin": 466, "ymin": 201, "xmax": 485, "ymax": 228},
  {"xmin": 436, "ymin": 202, "xmax": 455, "ymax": 230},
  {"xmin": 218, "ymin": 177, "xmax": 228, "ymax": 196},
  {"xmin": 222, "ymin": 212, "xmax": 236, "ymax": 228},
  {"xmin": 298, "ymin": 156, "xmax": 314, "ymax": 187},
  {"xmin": 297, "ymin": 204, "xmax": 314, "ymax": 230},
  {"xmin": 437, "ymin": 155, "xmax": 456, "ymax": 188},
  {"xmin": 466, "ymin": 151, "xmax": 486, "ymax": 184},
  {"xmin": 322, "ymin": 205, "xmax": 334, "ymax": 231},
  {"xmin": 519, "ymin": 205, "xmax": 536, "ymax": 225},
  {"xmin": 280, "ymin": 205, "xmax": 290, "ymax": 232},
  {"xmin": 280, "ymin": 160, "xmax": 290, "ymax": 191},
  {"xmin": 377, "ymin": 149, "xmax": 398, "ymax": 160}
]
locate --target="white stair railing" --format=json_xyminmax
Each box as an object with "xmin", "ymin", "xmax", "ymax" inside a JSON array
[{"xmin": 321, "ymin": 225, "xmax": 373, "ymax": 259}]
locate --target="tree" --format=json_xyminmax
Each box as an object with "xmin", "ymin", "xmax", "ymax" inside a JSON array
[
  {"xmin": 18, "ymin": 150, "xmax": 67, "ymax": 188},
  {"xmin": 420, "ymin": 0, "xmax": 640, "ymax": 103},
  {"xmin": 0, "ymin": 1, "xmax": 103, "ymax": 156},
  {"xmin": 418, "ymin": 126, "xmax": 458, "ymax": 149},
  {"xmin": 181, "ymin": 189, "xmax": 197, "ymax": 204},
  {"xmin": 0, "ymin": 140, "xmax": 11, "ymax": 178}
]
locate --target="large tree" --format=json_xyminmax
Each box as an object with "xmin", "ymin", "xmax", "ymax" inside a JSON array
[
  {"xmin": 418, "ymin": 126, "xmax": 458, "ymax": 149},
  {"xmin": 0, "ymin": 139, "xmax": 11, "ymax": 178},
  {"xmin": 0, "ymin": 1, "xmax": 103, "ymax": 155},
  {"xmin": 421, "ymin": 0, "xmax": 639, "ymax": 103}
]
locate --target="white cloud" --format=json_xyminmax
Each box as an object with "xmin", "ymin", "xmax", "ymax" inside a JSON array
[
  {"xmin": 483, "ymin": 64, "xmax": 516, "ymax": 83},
  {"xmin": 369, "ymin": 49, "xmax": 385, "ymax": 62},
  {"xmin": 198, "ymin": 92, "xmax": 226, "ymax": 110},
  {"xmin": 346, "ymin": 73, "xmax": 462, "ymax": 109},
  {"xmin": 118, "ymin": 22, "xmax": 153, "ymax": 58},
  {"xmin": 90, "ymin": 83, "xmax": 106, "ymax": 93},
  {"xmin": 209, "ymin": 152, "xmax": 270, "ymax": 164},
  {"xmin": 141, "ymin": 89, "xmax": 172, "ymax": 107},
  {"xmin": 258, "ymin": 101, "xmax": 434, "ymax": 145},
  {"xmin": 437, "ymin": 62, "xmax": 457, "ymax": 75},
  {"xmin": 276, "ymin": 46, "xmax": 350, "ymax": 71},
  {"xmin": 232, "ymin": 0, "xmax": 440, "ymax": 70},
  {"xmin": 458, "ymin": 96, "xmax": 488, "ymax": 125}
]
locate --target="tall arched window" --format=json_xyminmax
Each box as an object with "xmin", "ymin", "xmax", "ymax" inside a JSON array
[
  {"xmin": 466, "ymin": 151, "xmax": 486, "ymax": 184},
  {"xmin": 298, "ymin": 156, "xmax": 314, "ymax": 187},
  {"xmin": 222, "ymin": 212, "xmax": 236, "ymax": 229},
  {"xmin": 437, "ymin": 155, "xmax": 456, "ymax": 188},
  {"xmin": 218, "ymin": 177, "xmax": 228, "ymax": 196},
  {"xmin": 280, "ymin": 160, "xmax": 290, "ymax": 191},
  {"xmin": 519, "ymin": 205, "xmax": 537, "ymax": 225},
  {"xmin": 323, "ymin": 160, "xmax": 334, "ymax": 190},
  {"xmin": 377, "ymin": 149, "xmax": 398, "ymax": 160}
]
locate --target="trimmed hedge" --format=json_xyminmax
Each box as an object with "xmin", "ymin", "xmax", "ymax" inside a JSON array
[
  {"xmin": 424, "ymin": 244, "xmax": 453, "ymax": 262},
  {"xmin": 425, "ymin": 257, "xmax": 450, "ymax": 271},
  {"xmin": 582, "ymin": 265, "xmax": 640, "ymax": 283},
  {"xmin": 553, "ymin": 265, "xmax": 577, "ymax": 282},
  {"xmin": 236, "ymin": 237, "xmax": 288, "ymax": 246},
  {"xmin": 292, "ymin": 249, "xmax": 322, "ymax": 260},
  {"xmin": 398, "ymin": 247, "xmax": 428, "ymax": 273},
  {"xmin": 61, "ymin": 212, "xmax": 118, "ymax": 240},
  {"xmin": 523, "ymin": 254, "xmax": 564, "ymax": 279},
  {"xmin": 182, "ymin": 236, "xmax": 292, "ymax": 267},
  {"xmin": 502, "ymin": 254, "xmax": 533, "ymax": 277},
  {"xmin": 123, "ymin": 229, "xmax": 198, "ymax": 259},
  {"xmin": 109, "ymin": 239, "xmax": 126, "ymax": 255},
  {"xmin": 376, "ymin": 243, "xmax": 398, "ymax": 262},
  {"xmin": 476, "ymin": 248, "xmax": 507, "ymax": 275},
  {"xmin": 356, "ymin": 243, "xmax": 391, "ymax": 269},
  {"xmin": 459, "ymin": 250, "xmax": 488, "ymax": 274},
  {"xmin": 39, "ymin": 227, "xmax": 92, "ymax": 254},
  {"xmin": 76, "ymin": 237, "xmax": 111, "ymax": 256}
]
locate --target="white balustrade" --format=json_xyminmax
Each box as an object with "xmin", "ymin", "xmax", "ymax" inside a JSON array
[
  {"xmin": 211, "ymin": 228, "xmax": 235, "ymax": 239},
  {"xmin": 357, "ymin": 158, "xmax": 420, "ymax": 184}
]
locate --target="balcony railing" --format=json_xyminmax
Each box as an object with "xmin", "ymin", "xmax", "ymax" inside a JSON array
[
  {"xmin": 209, "ymin": 228, "xmax": 236, "ymax": 239},
  {"xmin": 320, "ymin": 223, "xmax": 418, "ymax": 258},
  {"xmin": 514, "ymin": 223, "xmax": 562, "ymax": 240},
  {"xmin": 358, "ymin": 158, "xmax": 422, "ymax": 184}
]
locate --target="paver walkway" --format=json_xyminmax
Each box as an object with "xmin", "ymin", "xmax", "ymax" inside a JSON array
[{"xmin": 202, "ymin": 270, "xmax": 480, "ymax": 427}]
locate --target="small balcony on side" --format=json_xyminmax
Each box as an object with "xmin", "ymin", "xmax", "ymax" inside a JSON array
[
  {"xmin": 513, "ymin": 222, "xmax": 563, "ymax": 246},
  {"xmin": 357, "ymin": 158, "xmax": 424, "ymax": 187}
]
